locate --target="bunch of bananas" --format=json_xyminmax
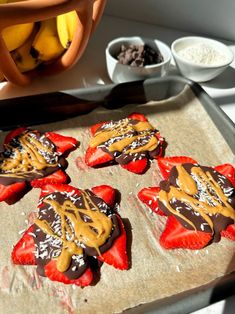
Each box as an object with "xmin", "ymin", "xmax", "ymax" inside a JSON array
[{"xmin": 0, "ymin": 0, "xmax": 79, "ymax": 81}]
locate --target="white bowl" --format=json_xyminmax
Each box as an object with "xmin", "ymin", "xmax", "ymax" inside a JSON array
[
  {"xmin": 171, "ymin": 36, "xmax": 234, "ymax": 82},
  {"xmin": 105, "ymin": 36, "xmax": 172, "ymax": 83}
]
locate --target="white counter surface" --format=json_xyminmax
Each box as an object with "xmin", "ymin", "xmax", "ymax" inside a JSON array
[{"xmin": 0, "ymin": 15, "xmax": 235, "ymax": 124}]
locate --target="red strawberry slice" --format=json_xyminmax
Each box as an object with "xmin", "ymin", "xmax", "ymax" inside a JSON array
[
  {"xmin": 221, "ymin": 224, "xmax": 235, "ymax": 241},
  {"xmin": 90, "ymin": 122, "xmax": 106, "ymax": 136},
  {"xmin": 4, "ymin": 127, "xmax": 26, "ymax": 145},
  {"xmin": 160, "ymin": 216, "xmax": 212, "ymax": 250},
  {"xmin": 138, "ymin": 187, "xmax": 165, "ymax": 215},
  {"xmin": 91, "ymin": 185, "xmax": 116, "ymax": 207},
  {"xmin": 44, "ymin": 260, "xmax": 93, "ymax": 286},
  {"xmin": 121, "ymin": 158, "xmax": 148, "ymax": 174},
  {"xmin": 30, "ymin": 170, "xmax": 68, "ymax": 188},
  {"xmin": 128, "ymin": 112, "xmax": 148, "ymax": 121},
  {"xmin": 12, "ymin": 225, "xmax": 36, "ymax": 265},
  {"xmin": 45, "ymin": 132, "xmax": 78, "ymax": 155},
  {"xmin": 39, "ymin": 183, "xmax": 81, "ymax": 199},
  {"xmin": 98, "ymin": 215, "xmax": 128, "ymax": 270},
  {"xmin": 85, "ymin": 146, "xmax": 113, "ymax": 167},
  {"xmin": 214, "ymin": 163, "xmax": 235, "ymax": 187},
  {"xmin": 0, "ymin": 181, "xmax": 26, "ymax": 203},
  {"xmin": 158, "ymin": 156, "xmax": 198, "ymax": 180}
]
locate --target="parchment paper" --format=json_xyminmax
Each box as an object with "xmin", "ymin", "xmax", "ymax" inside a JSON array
[{"xmin": 0, "ymin": 86, "xmax": 234, "ymax": 314}]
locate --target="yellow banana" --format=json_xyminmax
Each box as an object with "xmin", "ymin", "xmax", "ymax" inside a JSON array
[
  {"xmin": 57, "ymin": 10, "xmax": 79, "ymax": 49},
  {"xmin": 11, "ymin": 27, "xmax": 40, "ymax": 73},
  {"xmin": 1, "ymin": 0, "xmax": 34, "ymax": 51},
  {"xmin": 2, "ymin": 23, "xmax": 34, "ymax": 51},
  {"xmin": 32, "ymin": 18, "xmax": 65, "ymax": 62}
]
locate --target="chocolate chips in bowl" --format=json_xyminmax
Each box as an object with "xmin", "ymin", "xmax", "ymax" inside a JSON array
[
  {"xmin": 117, "ymin": 44, "xmax": 164, "ymax": 67},
  {"xmin": 105, "ymin": 36, "xmax": 171, "ymax": 83}
]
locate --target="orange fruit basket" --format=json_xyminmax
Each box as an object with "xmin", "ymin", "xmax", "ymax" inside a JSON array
[{"xmin": 0, "ymin": 0, "xmax": 106, "ymax": 86}]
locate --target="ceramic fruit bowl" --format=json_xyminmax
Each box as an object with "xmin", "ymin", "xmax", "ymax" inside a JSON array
[{"xmin": 0, "ymin": 0, "xmax": 106, "ymax": 86}]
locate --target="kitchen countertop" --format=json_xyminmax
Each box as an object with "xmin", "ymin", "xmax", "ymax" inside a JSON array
[{"xmin": 0, "ymin": 14, "xmax": 235, "ymax": 124}]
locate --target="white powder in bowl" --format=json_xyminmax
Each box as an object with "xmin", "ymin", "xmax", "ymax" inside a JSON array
[{"xmin": 177, "ymin": 43, "xmax": 227, "ymax": 66}]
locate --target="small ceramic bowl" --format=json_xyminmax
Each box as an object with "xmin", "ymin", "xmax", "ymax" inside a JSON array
[
  {"xmin": 171, "ymin": 36, "xmax": 234, "ymax": 82},
  {"xmin": 105, "ymin": 36, "xmax": 171, "ymax": 83}
]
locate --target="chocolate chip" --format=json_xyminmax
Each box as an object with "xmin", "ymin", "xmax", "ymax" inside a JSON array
[{"xmin": 116, "ymin": 44, "xmax": 164, "ymax": 67}]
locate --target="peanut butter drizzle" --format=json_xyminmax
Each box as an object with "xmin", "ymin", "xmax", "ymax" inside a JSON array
[
  {"xmin": 0, "ymin": 131, "xmax": 58, "ymax": 178},
  {"xmin": 35, "ymin": 190, "xmax": 113, "ymax": 273},
  {"xmin": 159, "ymin": 165, "xmax": 235, "ymax": 232},
  {"xmin": 90, "ymin": 118, "xmax": 159, "ymax": 154}
]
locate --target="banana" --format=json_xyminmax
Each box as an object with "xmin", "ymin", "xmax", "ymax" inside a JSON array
[
  {"xmin": 11, "ymin": 27, "xmax": 40, "ymax": 73},
  {"xmin": 1, "ymin": 0, "xmax": 34, "ymax": 51},
  {"xmin": 3, "ymin": 23, "xmax": 34, "ymax": 52},
  {"xmin": 57, "ymin": 10, "xmax": 79, "ymax": 49},
  {"xmin": 32, "ymin": 18, "xmax": 65, "ymax": 62}
]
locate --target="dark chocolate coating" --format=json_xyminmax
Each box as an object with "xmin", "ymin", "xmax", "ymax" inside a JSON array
[
  {"xmin": 158, "ymin": 163, "xmax": 235, "ymax": 242},
  {"xmin": 34, "ymin": 190, "xmax": 120, "ymax": 280},
  {"xmin": 0, "ymin": 130, "xmax": 66, "ymax": 186},
  {"xmin": 96, "ymin": 118, "xmax": 161, "ymax": 165}
]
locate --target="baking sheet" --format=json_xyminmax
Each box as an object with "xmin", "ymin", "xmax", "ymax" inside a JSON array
[{"xmin": 0, "ymin": 78, "xmax": 234, "ymax": 314}]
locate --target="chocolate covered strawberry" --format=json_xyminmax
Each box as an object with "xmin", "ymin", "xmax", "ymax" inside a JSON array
[
  {"xmin": 85, "ymin": 113, "xmax": 165, "ymax": 174},
  {"xmin": 12, "ymin": 183, "xmax": 128, "ymax": 286},
  {"xmin": 0, "ymin": 128, "xmax": 78, "ymax": 204},
  {"xmin": 138, "ymin": 156, "xmax": 235, "ymax": 250}
]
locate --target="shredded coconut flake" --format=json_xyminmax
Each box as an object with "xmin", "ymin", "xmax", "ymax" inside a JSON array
[{"xmin": 177, "ymin": 42, "xmax": 227, "ymax": 66}]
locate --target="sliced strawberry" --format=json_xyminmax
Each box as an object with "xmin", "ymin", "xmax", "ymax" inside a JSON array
[
  {"xmin": 138, "ymin": 187, "xmax": 165, "ymax": 215},
  {"xmin": 98, "ymin": 215, "xmax": 128, "ymax": 270},
  {"xmin": 158, "ymin": 156, "xmax": 198, "ymax": 180},
  {"xmin": 30, "ymin": 170, "xmax": 68, "ymax": 188},
  {"xmin": 45, "ymin": 132, "xmax": 78, "ymax": 155},
  {"xmin": 214, "ymin": 164, "xmax": 235, "ymax": 187},
  {"xmin": 155, "ymin": 132, "xmax": 165, "ymax": 158},
  {"xmin": 0, "ymin": 181, "xmax": 26, "ymax": 203},
  {"xmin": 12, "ymin": 225, "xmax": 36, "ymax": 265},
  {"xmin": 85, "ymin": 146, "xmax": 113, "ymax": 167},
  {"xmin": 221, "ymin": 224, "xmax": 235, "ymax": 241},
  {"xmin": 44, "ymin": 260, "xmax": 93, "ymax": 286},
  {"xmin": 128, "ymin": 112, "xmax": 148, "ymax": 121},
  {"xmin": 4, "ymin": 127, "xmax": 26, "ymax": 145},
  {"xmin": 160, "ymin": 216, "xmax": 212, "ymax": 250},
  {"xmin": 121, "ymin": 158, "xmax": 148, "ymax": 174},
  {"xmin": 91, "ymin": 185, "xmax": 116, "ymax": 207},
  {"xmin": 90, "ymin": 122, "xmax": 106, "ymax": 136},
  {"xmin": 39, "ymin": 183, "xmax": 81, "ymax": 199}
]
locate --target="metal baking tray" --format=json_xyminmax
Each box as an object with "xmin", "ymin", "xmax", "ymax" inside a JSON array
[
  {"xmin": 0, "ymin": 76, "xmax": 234, "ymax": 157},
  {"xmin": 0, "ymin": 76, "xmax": 234, "ymax": 314}
]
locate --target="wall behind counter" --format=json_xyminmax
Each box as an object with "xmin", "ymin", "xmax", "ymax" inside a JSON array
[{"xmin": 104, "ymin": 0, "xmax": 235, "ymax": 42}]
